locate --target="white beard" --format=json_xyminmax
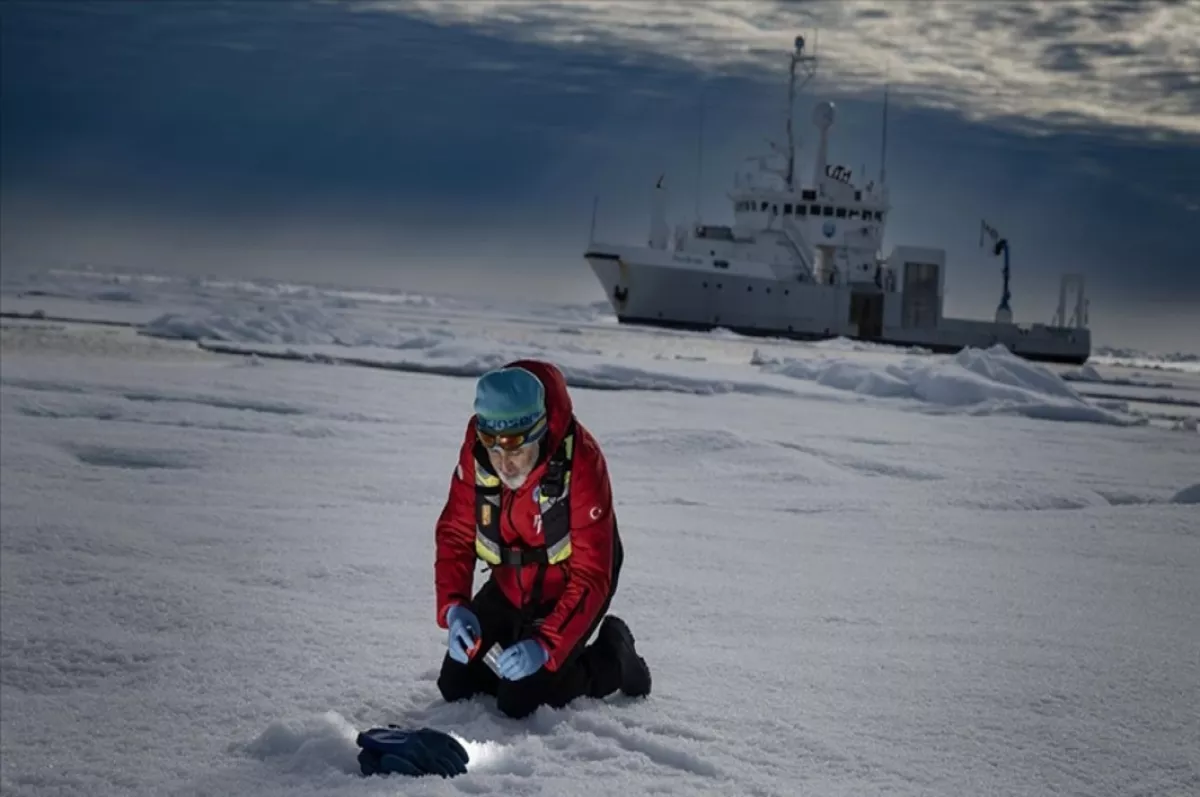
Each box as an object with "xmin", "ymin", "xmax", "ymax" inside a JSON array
[
  {"xmin": 499, "ymin": 471, "xmax": 529, "ymax": 491},
  {"xmin": 493, "ymin": 440, "xmax": 539, "ymax": 492}
]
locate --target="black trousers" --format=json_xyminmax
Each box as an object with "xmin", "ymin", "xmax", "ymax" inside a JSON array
[{"xmin": 437, "ymin": 579, "xmax": 622, "ymax": 719}]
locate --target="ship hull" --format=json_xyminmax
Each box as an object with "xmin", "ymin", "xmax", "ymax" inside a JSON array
[
  {"xmin": 586, "ymin": 247, "xmax": 1091, "ymax": 366},
  {"xmin": 612, "ymin": 314, "xmax": 1090, "ymax": 364}
]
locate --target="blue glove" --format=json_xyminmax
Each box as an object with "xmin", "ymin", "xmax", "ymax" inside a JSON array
[
  {"xmin": 356, "ymin": 725, "xmax": 470, "ymax": 778},
  {"xmin": 446, "ymin": 605, "xmax": 481, "ymax": 664},
  {"xmin": 495, "ymin": 639, "xmax": 548, "ymax": 681}
]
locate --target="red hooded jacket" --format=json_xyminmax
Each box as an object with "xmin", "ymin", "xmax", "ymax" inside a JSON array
[{"xmin": 434, "ymin": 359, "xmax": 619, "ymax": 671}]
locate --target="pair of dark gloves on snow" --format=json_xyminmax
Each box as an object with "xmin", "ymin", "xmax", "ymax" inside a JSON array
[{"xmin": 356, "ymin": 725, "xmax": 469, "ymax": 778}]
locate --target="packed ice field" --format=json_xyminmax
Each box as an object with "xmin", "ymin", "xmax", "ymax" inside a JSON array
[{"xmin": 1, "ymin": 267, "xmax": 1197, "ymax": 797}]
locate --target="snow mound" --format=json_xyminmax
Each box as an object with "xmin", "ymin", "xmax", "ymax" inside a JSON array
[
  {"xmin": 241, "ymin": 711, "xmax": 363, "ymax": 776},
  {"xmin": 1091, "ymin": 346, "xmax": 1200, "ymax": 374},
  {"xmin": 6, "ymin": 268, "xmax": 152, "ymax": 304},
  {"xmin": 754, "ymin": 344, "xmax": 1143, "ymax": 425},
  {"xmin": 1060, "ymin": 364, "xmax": 1178, "ymax": 389},
  {"xmin": 1061, "ymin": 364, "xmax": 1104, "ymax": 382},
  {"xmin": 808, "ymin": 335, "xmax": 933, "ymax": 355},
  {"xmin": 240, "ymin": 710, "xmax": 514, "ymax": 778},
  {"xmin": 1170, "ymin": 483, "xmax": 1200, "ymax": 504},
  {"xmin": 1095, "ymin": 345, "xmax": 1199, "ymax": 364},
  {"xmin": 557, "ymin": 363, "xmax": 795, "ymax": 396},
  {"xmin": 529, "ymin": 299, "xmax": 615, "ymax": 322},
  {"xmin": 142, "ymin": 303, "xmax": 456, "ymax": 349},
  {"xmin": 197, "ymin": 339, "xmax": 798, "ymax": 398},
  {"xmin": 143, "ymin": 304, "xmax": 800, "ymax": 397}
]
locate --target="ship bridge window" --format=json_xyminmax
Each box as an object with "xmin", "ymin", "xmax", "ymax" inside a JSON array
[
  {"xmin": 696, "ymin": 224, "xmax": 735, "ymax": 240},
  {"xmin": 875, "ymin": 211, "xmax": 883, "ymax": 221},
  {"xmin": 809, "ymin": 204, "xmax": 819, "ymax": 215},
  {"xmin": 784, "ymin": 203, "xmax": 793, "ymax": 214},
  {"xmin": 823, "ymin": 206, "xmax": 834, "ymax": 217},
  {"xmin": 849, "ymin": 209, "xmax": 860, "ymax": 219},
  {"xmin": 797, "ymin": 205, "xmax": 807, "ymax": 216},
  {"xmin": 836, "ymin": 207, "xmax": 847, "ymax": 218},
  {"xmin": 761, "ymin": 201, "xmax": 769, "ymax": 211},
  {"xmin": 802, "ymin": 190, "xmax": 816, "ymax": 200}
]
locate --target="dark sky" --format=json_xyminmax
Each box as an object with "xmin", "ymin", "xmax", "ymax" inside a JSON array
[{"xmin": 2, "ymin": 1, "xmax": 1198, "ymax": 351}]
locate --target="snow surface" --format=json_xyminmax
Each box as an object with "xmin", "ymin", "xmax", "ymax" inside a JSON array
[{"xmin": 2, "ymin": 268, "xmax": 1198, "ymax": 796}]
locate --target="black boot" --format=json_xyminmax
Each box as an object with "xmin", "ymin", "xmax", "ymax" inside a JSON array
[{"xmin": 597, "ymin": 615, "xmax": 651, "ymax": 698}]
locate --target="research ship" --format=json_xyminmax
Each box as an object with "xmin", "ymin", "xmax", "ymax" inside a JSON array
[{"xmin": 583, "ymin": 34, "xmax": 1091, "ymax": 365}]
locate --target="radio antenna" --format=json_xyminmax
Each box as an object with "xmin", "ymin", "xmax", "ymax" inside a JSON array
[
  {"xmin": 694, "ymin": 85, "xmax": 705, "ymax": 223},
  {"xmin": 879, "ymin": 81, "xmax": 890, "ymax": 185}
]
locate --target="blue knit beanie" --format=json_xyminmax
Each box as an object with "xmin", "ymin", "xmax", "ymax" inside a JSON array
[{"xmin": 474, "ymin": 366, "xmax": 546, "ymax": 433}]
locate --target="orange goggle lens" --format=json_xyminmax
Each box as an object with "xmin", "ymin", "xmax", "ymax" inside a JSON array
[{"xmin": 477, "ymin": 416, "xmax": 546, "ymax": 452}]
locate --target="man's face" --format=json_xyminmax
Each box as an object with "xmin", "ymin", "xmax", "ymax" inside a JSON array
[{"xmin": 488, "ymin": 441, "xmax": 540, "ymax": 489}]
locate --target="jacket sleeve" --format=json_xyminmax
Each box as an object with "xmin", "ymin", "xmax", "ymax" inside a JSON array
[
  {"xmin": 434, "ymin": 420, "xmax": 478, "ymax": 628},
  {"xmin": 533, "ymin": 430, "xmax": 617, "ymax": 670}
]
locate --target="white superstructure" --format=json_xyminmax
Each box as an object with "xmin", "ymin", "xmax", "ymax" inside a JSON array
[{"xmin": 583, "ymin": 34, "xmax": 1091, "ymax": 365}]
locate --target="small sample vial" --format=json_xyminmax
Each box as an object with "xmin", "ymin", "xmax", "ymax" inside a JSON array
[{"xmin": 482, "ymin": 643, "xmax": 506, "ymax": 677}]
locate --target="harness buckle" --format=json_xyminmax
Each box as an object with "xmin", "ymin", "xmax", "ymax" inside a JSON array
[{"xmin": 499, "ymin": 547, "xmax": 548, "ymax": 567}]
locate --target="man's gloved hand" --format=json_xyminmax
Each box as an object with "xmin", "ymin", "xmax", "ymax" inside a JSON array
[
  {"xmin": 495, "ymin": 638, "xmax": 548, "ymax": 680},
  {"xmin": 446, "ymin": 605, "xmax": 481, "ymax": 664}
]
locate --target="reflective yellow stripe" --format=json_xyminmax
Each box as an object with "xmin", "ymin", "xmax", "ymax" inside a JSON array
[
  {"xmin": 547, "ymin": 537, "xmax": 571, "ymax": 564},
  {"xmin": 476, "ymin": 469, "xmax": 499, "ymax": 488},
  {"xmin": 475, "ymin": 535, "xmax": 501, "ymax": 565}
]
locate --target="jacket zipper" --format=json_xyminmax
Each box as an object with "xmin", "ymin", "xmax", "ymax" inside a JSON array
[{"xmin": 503, "ymin": 490, "xmax": 527, "ymax": 600}]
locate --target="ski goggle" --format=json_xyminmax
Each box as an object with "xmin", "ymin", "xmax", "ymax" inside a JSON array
[{"xmin": 476, "ymin": 415, "xmax": 547, "ymax": 452}]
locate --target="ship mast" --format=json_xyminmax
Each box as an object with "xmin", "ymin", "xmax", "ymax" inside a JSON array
[
  {"xmin": 784, "ymin": 34, "xmax": 819, "ymax": 191},
  {"xmin": 879, "ymin": 82, "xmax": 889, "ymax": 187}
]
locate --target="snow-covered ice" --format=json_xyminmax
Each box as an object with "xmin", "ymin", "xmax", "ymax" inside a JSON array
[{"xmin": 2, "ymin": 268, "xmax": 1198, "ymax": 796}]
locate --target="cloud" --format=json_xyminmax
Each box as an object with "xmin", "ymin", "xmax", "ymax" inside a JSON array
[{"xmin": 379, "ymin": 0, "xmax": 1200, "ymax": 140}]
